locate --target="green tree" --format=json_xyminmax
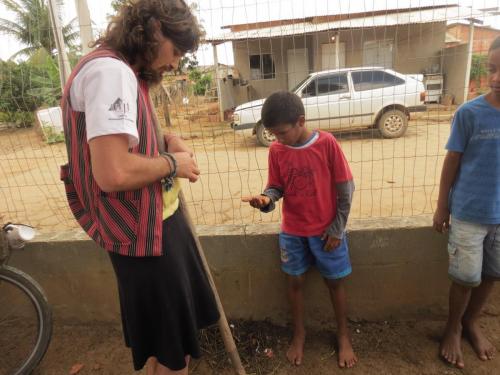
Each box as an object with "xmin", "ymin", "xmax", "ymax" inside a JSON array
[
  {"xmin": 0, "ymin": 58, "xmax": 60, "ymax": 113},
  {"xmin": 110, "ymin": 0, "xmax": 126, "ymax": 13},
  {"xmin": 470, "ymin": 54, "xmax": 488, "ymax": 84},
  {"xmin": 188, "ymin": 68, "xmax": 211, "ymax": 95},
  {"xmin": 0, "ymin": 0, "xmax": 78, "ymax": 59}
]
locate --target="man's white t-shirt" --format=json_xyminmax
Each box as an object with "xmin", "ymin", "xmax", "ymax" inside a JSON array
[{"xmin": 70, "ymin": 57, "xmax": 139, "ymax": 148}]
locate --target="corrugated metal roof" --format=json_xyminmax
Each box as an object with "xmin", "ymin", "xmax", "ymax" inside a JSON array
[{"xmin": 206, "ymin": 6, "xmax": 481, "ymax": 43}]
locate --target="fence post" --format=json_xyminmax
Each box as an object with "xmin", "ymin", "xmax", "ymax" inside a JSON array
[{"xmin": 213, "ymin": 43, "xmax": 225, "ymax": 122}]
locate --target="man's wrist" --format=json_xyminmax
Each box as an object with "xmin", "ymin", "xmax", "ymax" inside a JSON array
[{"xmin": 159, "ymin": 152, "xmax": 177, "ymax": 178}]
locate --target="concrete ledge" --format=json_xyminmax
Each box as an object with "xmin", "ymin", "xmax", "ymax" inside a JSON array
[{"xmin": 9, "ymin": 216, "xmax": 500, "ymax": 327}]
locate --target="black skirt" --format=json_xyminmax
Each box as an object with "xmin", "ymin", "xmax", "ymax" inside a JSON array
[{"xmin": 108, "ymin": 209, "xmax": 220, "ymax": 371}]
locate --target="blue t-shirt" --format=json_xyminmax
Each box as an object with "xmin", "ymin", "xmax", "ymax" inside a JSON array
[{"xmin": 446, "ymin": 95, "xmax": 500, "ymax": 224}]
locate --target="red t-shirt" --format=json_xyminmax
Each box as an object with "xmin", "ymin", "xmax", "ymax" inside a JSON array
[{"xmin": 266, "ymin": 131, "xmax": 353, "ymax": 236}]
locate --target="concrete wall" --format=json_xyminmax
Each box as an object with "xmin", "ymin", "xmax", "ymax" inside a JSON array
[
  {"xmin": 228, "ymin": 22, "xmax": 446, "ymax": 106},
  {"xmin": 9, "ymin": 217, "xmax": 500, "ymax": 327},
  {"xmin": 447, "ymin": 24, "xmax": 500, "ymax": 54},
  {"xmin": 314, "ymin": 22, "xmax": 446, "ymax": 74},
  {"xmin": 232, "ymin": 35, "xmax": 314, "ymax": 103},
  {"xmin": 443, "ymin": 43, "xmax": 469, "ymax": 104}
]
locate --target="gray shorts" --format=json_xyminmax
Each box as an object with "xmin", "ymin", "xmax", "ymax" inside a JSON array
[{"xmin": 448, "ymin": 217, "xmax": 500, "ymax": 287}]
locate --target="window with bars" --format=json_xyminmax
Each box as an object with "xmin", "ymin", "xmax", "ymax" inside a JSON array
[{"xmin": 249, "ymin": 54, "xmax": 276, "ymax": 80}]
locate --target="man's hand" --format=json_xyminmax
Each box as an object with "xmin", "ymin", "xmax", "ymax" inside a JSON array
[
  {"xmin": 433, "ymin": 206, "xmax": 450, "ymax": 233},
  {"xmin": 165, "ymin": 134, "xmax": 193, "ymax": 157},
  {"xmin": 321, "ymin": 233, "xmax": 341, "ymax": 252},
  {"xmin": 172, "ymin": 152, "xmax": 200, "ymax": 183},
  {"xmin": 242, "ymin": 195, "xmax": 271, "ymax": 209}
]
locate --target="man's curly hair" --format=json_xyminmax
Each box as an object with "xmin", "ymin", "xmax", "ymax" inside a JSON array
[{"xmin": 92, "ymin": 0, "xmax": 202, "ymax": 84}]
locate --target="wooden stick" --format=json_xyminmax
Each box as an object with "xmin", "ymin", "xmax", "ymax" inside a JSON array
[
  {"xmin": 178, "ymin": 191, "xmax": 246, "ymax": 375},
  {"xmin": 150, "ymin": 90, "xmax": 244, "ymax": 373}
]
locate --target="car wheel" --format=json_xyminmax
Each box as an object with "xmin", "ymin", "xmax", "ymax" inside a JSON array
[
  {"xmin": 377, "ymin": 109, "xmax": 408, "ymax": 138},
  {"xmin": 256, "ymin": 123, "xmax": 275, "ymax": 147}
]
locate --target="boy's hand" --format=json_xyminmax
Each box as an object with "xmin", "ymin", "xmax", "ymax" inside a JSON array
[
  {"xmin": 433, "ymin": 207, "xmax": 450, "ymax": 233},
  {"xmin": 242, "ymin": 195, "xmax": 271, "ymax": 209},
  {"xmin": 321, "ymin": 233, "xmax": 341, "ymax": 251}
]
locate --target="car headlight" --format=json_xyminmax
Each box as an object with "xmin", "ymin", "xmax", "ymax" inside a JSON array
[{"xmin": 232, "ymin": 113, "xmax": 240, "ymax": 123}]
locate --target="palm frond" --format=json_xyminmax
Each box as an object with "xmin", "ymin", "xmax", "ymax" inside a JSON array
[
  {"xmin": 0, "ymin": 17, "xmax": 25, "ymax": 35},
  {"xmin": 9, "ymin": 45, "xmax": 39, "ymax": 59},
  {"xmin": 0, "ymin": 0, "xmax": 24, "ymax": 15}
]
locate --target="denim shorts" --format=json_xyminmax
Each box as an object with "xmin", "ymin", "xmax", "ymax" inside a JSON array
[
  {"xmin": 448, "ymin": 217, "xmax": 500, "ymax": 287},
  {"xmin": 278, "ymin": 232, "xmax": 352, "ymax": 279}
]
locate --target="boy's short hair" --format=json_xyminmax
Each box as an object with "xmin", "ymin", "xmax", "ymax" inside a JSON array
[
  {"xmin": 490, "ymin": 36, "xmax": 500, "ymax": 53},
  {"xmin": 261, "ymin": 91, "xmax": 305, "ymax": 128}
]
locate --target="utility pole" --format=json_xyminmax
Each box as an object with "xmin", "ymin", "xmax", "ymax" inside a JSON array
[
  {"xmin": 74, "ymin": 0, "xmax": 94, "ymax": 54},
  {"xmin": 463, "ymin": 19, "xmax": 474, "ymax": 103},
  {"xmin": 47, "ymin": 0, "xmax": 71, "ymax": 89}
]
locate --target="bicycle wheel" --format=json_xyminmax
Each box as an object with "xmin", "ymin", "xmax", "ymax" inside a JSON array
[{"xmin": 0, "ymin": 266, "xmax": 52, "ymax": 375}]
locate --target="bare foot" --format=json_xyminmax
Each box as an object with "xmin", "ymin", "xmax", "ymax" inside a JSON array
[
  {"xmin": 338, "ymin": 333, "xmax": 357, "ymax": 368},
  {"xmin": 286, "ymin": 331, "xmax": 305, "ymax": 366},
  {"xmin": 464, "ymin": 321, "xmax": 496, "ymax": 361},
  {"xmin": 440, "ymin": 325, "xmax": 464, "ymax": 368}
]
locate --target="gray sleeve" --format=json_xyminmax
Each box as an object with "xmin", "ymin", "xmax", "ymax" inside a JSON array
[
  {"xmin": 326, "ymin": 180, "xmax": 355, "ymax": 238},
  {"xmin": 259, "ymin": 187, "xmax": 283, "ymax": 213}
]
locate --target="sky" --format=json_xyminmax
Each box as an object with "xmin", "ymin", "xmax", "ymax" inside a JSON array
[{"xmin": 1, "ymin": 0, "xmax": 500, "ymax": 63}]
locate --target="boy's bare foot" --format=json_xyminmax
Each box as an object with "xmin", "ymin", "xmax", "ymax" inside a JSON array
[
  {"xmin": 338, "ymin": 333, "xmax": 357, "ymax": 368},
  {"xmin": 286, "ymin": 332, "xmax": 305, "ymax": 366},
  {"xmin": 463, "ymin": 321, "xmax": 496, "ymax": 361},
  {"xmin": 440, "ymin": 325, "xmax": 464, "ymax": 368}
]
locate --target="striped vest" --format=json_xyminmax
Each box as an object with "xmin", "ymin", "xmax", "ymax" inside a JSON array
[{"xmin": 60, "ymin": 48, "xmax": 164, "ymax": 257}]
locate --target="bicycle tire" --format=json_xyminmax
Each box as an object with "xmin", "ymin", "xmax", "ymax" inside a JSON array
[{"xmin": 0, "ymin": 266, "xmax": 52, "ymax": 375}]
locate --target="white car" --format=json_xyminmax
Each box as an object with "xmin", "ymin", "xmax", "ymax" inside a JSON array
[{"xmin": 231, "ymin": 67, "xmax": 427, "ymax": 146}]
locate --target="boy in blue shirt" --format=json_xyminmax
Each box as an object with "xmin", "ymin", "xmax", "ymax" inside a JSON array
[{"xmin": 433, "ymin": 36, "xmax": 500, "ymax": 368}]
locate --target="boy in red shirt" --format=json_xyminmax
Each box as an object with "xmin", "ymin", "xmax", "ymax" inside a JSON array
[{"xmin": 243, "ymin": 91, "xmax": 357, "ymax": 368}]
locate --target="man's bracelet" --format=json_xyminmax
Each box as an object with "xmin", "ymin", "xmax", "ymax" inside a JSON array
[
  {"xmin": 161, "ymin": 152, "xmax": 177, "ymax": 178},
  {"xmin": 160, "ymin": 152, "xmax": 177, "ymax": 191}
]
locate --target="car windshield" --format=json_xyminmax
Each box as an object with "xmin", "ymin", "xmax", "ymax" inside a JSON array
[{"xmin": 290, "ymin": 75, "xmax": 311, "ymax": 93}]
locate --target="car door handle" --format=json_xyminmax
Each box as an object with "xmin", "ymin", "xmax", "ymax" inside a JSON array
[{"xmin": 339, "ymin": 95, "xmax": 351, "ymax": 100}]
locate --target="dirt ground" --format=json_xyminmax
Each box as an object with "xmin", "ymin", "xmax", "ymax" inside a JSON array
[
  {"xmin": 34, "ymin": 314, "xmax": 500, "ymax": 375},
  {"xmin": 0, "ymin": 105, "xmax": 453, "ymax": 233}
]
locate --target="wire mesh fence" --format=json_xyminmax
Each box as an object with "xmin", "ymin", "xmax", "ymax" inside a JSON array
[{"xmin": 0, "ymin": 0, "xmax": 498, "ymax": 233}]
